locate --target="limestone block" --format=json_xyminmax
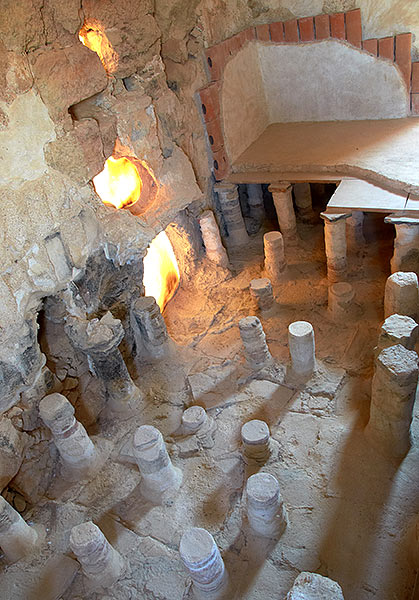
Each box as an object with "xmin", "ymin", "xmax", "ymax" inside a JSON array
[
  {"xmin": 24, "ymin": 243, "xmax": 59, "ymax": 294},
  {"xmin": 59, "ymin": 215, "xmax": 90, "ymax": 270},
  {"xmin": 30, "ymin": 44, "xmax": 108, "ymax": 121},
  {"xmin": 0, "ymin": 1, "xmax": 44, "ymax": 52},
  {"xmin": 82, "ymin": 0, "xmax": 161, "ymax": 77},
  {"xmin": 0, "ymin": 418, "xmax": 25, "ymax": 491},
  {"xmin": 0, "ymin": 91, "xmax": 55, "ymax": 189},
  {"xmin": 384, "ymin": 271, "xmax": 419, "ymax": 320},
  {"xmin": 286, "ymin": 572, "xmax": 344, "ymax": 599},
  {"xmin": 109, "ymin": 90, "xmax": 163, "ymax": 175},
  {"xmin": 0, "ymin": 44, "xmax": 33, "ymax": 104},
  {"xmin": 44, "ymin": 234, "xmax": 72, "ymax": 284},
  {"xmin": 44, "ymin": 119, "xmax": 105, "ymax": 185}
]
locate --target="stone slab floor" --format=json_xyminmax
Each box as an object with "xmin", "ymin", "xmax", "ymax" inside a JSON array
[{"xmin": 1, "ymin": 210, "xmax": 418, "ymax": 600}]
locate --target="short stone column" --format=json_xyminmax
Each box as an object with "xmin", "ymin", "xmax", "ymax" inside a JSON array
[
  {"xmin": 293, "ymin": 183, "xmax": 315, "ymax": 222},
  {"xmin": 365, "ymin": 344, "xmax": 418, "ymax": 457},
  {"xmin": 250, "ymin": 278, "xmax": 274, "ymax": 313},
  {"xmin": 214, "ymin": 183, "xmax": 248, "ymax": 246},
  {"xmin": 288, "ymin": 321, "xmax": 316, "ymax": 377},
  {"xmin": 39, "ymin": 393, "xmax": 97, "ymax": 478},
  {"xmin": 241, "ymin": 420, "xmax": 271, "ymax": 463},
  {"xmin": 65, "ymin": 312, "xmax": 142, "ymax": 414},
  {"xmin": 347, "ymin": 211, "xmax": 365, "ymax": 248},
  {"xmin": 198, "ymin": 210, "xmax": 230, "ymax": 268},
  {"xmin": 131, "ymin": 296, "xmax": 169, "ymax": 360},
  {"xmin": 239, "ymin": 316, "xmax": 273, "ymax": 370},
  {"xmin": 320, "ymin": 212, "xmax": 351, "ymax": 282},
  {"xmin": 377, "ymin": 314, "xmax": 419, "ymax": 352},
  {"xmin": 328, "ymin": 282, "xmax": 355, "ymax": 321},
  {"xmin": 179, "ymin": 528, "xmax": 227, "ymax": 597},
  {"xmin": 133, "ymin": 425, "xmax": 182, "ymax": 503},
  {"xmin": 264, "ymin": 231, "xmax": 285, "ymax": 284},
  {"xmin": 246, "ymin": 472, "xmax": 287, "ymax": 538},
  {"xmin": 0, "ymin": 496, "xmax": 39, "ymax": 563},
  {"xmin": 385, "ymin": 215, "xmax": 419, "ymax": 273},
  {"xmin": 286, "ymin": 572, "xmax": 345, "ymax": 600},
  {"xmin": 69, "ymin": 521, "xmax": 124, "ymax": 590},
  {"xmin": 268, "ymin": 182, "xmax": 297, "ymax": 241},
  {"xmin": 182, "ymin": 406, "xmax": 208, "ymax": 434},
  {"xmin": 384, "ymin": 271, "xmax": 419, "ymax": 320}
]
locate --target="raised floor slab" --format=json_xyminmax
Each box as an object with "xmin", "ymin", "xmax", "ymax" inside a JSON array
[
  {"xmin": 229, "ymin": 119, "xmax": 419, "ymax": 195},
  {"xmin": 327, "ymin": 180, "xmax": 408, "ymax": 213}
]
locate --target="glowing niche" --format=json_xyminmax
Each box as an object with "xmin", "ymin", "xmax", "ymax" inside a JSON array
[
  {"xmin": 79, "ymin": 21, "xmax": 118, "ymax": 74},
  {"xmin": 143, "ymin": 232, "xmax": 180, "ymax": 312},
  {"xmin": 93, "ymin": 156, "xmax": 143, "ymax": 210}
]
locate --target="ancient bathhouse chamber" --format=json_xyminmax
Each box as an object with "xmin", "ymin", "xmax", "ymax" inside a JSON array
[{"xmin": 0, "ymin": 2, "xmax": 418, "ymax": 599}]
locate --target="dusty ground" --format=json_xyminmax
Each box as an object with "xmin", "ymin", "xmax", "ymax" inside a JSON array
[{"xmin": 1, "ymin": 206, "xmax": 418, "ymax": 600}]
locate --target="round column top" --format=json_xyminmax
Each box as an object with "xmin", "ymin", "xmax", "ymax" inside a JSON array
[
  {"xmin": 241, "ymin": 420, "xmax": 270, "ymax": 445},
  {"xmin": 179, "ymin": 527, "xmax": 216, "ymax": 565},
  {"xmin": 246, "ymin": 472, "xmax": 280, "ymax": 503},
  {"xmin": 288, "ymin": 321, "xmax": 313, "ymax": 337}
]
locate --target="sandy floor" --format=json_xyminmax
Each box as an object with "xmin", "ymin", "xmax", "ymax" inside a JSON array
[{"xmin": 1, "ymin": 208, "xmax": 418, "ymax": 600}]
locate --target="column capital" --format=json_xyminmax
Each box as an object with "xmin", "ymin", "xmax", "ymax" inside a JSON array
[
  {"xmin": 320, "ymin": 211, "xmax": 352, "ymax": 223},
  {"xmin": 384, "ymin": 214, "xmax": 419, "ymax": 226},
  {"xmin": 268, "ymin": 182, "xmax": 291, "ymax": 194}
]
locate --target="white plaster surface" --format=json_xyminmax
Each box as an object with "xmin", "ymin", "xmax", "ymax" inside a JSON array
[
  {"xmin": 258, "ymin": 40, "xmax": 409, "ymax": 124},
  {"xmin": 0, "ymin": 91, "xmax": 55, "ymax": 189},
  {"xmin": 222, "ymin": 42, "xmax": 269, "ymax": 164},
  {"xmin": 328, "ymin": 180, "xmax": 408, "ymax": 213}
]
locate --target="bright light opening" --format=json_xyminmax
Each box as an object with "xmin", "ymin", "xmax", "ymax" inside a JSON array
[
  {"xmin": 143, "ymin": 231, "xmax": 180, "ymax": 312},
  {"xmin": 93, "ymin": 156, "xmax": 143, "ymax": 209},
  {"xmin": 79, "ymin": 21, "xmax": 118, "ymax": 74}
]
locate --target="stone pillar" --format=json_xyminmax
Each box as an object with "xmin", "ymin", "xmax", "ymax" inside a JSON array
[
  {"xmin": 198, "ymin": 210, "xmax": 230, "ymax": 268},
  {"xmin": 239, "ymin": 316, "xmax": 273, "ymax": 370},
  {"xmin": 384, "ymin": 271, "xmax": 419, "ymax": 320},
  {"xmin": 293, "ymin": 183, "xmax": 315, "ymax": 222},
  {"xmin": 377, "ymin": 314, "xmax": 419, "ymax": 352},
  {"xmin": 246, "ymin": 472, "xmax": 287, "ymax": 538},
  {"xmin": 247, "ymin": 184, "xmax": 265, "ymax": 223},
  {"xmin": 321, "ymin": 212, "xmax": 352, "ymax": 280},
  {"xmin": 0, "ymin": 496, "xmax": 39, "ymax": 563},
  {"xmin": 182, "ymin": 406, "xmax": 208, "ymax": 434},
  {"xmin": 133, "ymin": 425, "xmax": 182, "ymax": 503},
  {"xmin": 214, "ymin": 183, "xmax": 248, "ymax": 246},
  {"xmin": 328, "ymin": 282, "xmax": 355, "ymax": 321},
  {"xmin": 250, "ymin": 278, "xmax": 274, "ymax": 313},
  {"xmin": 268, "ymin": 182, "xmax": 297, "ymax": 241},
  {"xmin": 365, "ymin": 344, "xmax": 418, "ymax": 457},
  {"xmin": 263, "ymin": 231, "xmax": 285, "ymax": 284},
  {"xmin": 385, "ymin": 215, "xmax": 419, "ymax": 274},
  {"xmin": 65, "ymin": 312, "xmax": 142, "ymax": 415},
  {"xmin": 39, "ymin": 393, "xmax": 97, "ymax": 478},
  {"xmin": 179, "ymin": 527, "xmax": 227, "ymax": 597},
  {"xmin": 346, "ymin": 211, "xmax": 365, "ymax": 249},
  {"xmin": 288, "ymin": 321, "xmax": 315, "ymax": 377},
  {"xmin": 320, "ymin": 212, "xmax": 351, "ymax": 282},
  {"xmin": 69, "ymin": 521, "xmax": 124, "ymax": 590},
  {"xmin": 286, "ymin": 572, "xmax": 345, "ymax": 600},
  {"xmin": 241, "ymin": 419, "xmax": 271, "ymax": 463},
  {"xmin": 131, "ymin": 296, "xmax": 169, "ymax": 360}
]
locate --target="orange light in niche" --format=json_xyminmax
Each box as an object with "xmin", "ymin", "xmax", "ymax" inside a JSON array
[
  {"xmin": 79, "ymin": 21, "xmax": 118, "ymax": 74},
  {"xmin": 143, "ymin": 232, "xmax": 180, "ymax": 312},
  {"xmin": 93, "ymin": 156, "xmax": 143, "ymax": 209}
]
